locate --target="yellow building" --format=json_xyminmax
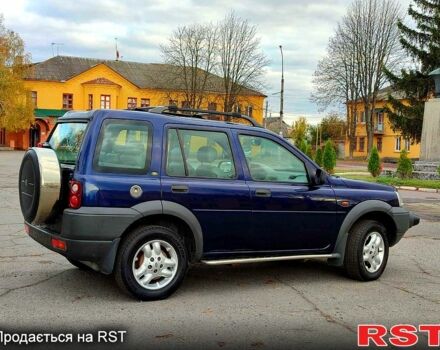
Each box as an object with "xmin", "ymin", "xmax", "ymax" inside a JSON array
[
  {"xmin": 345, "ymin": 86, "xmax": 420, "ymax": 160},
  {"xmin": 3, "ymin": 55, "xmax": 265, "ymax": 149}
]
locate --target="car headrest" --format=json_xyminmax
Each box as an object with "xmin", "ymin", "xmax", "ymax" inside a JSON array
[{"xmin": 197, "ymin": 146, "xmax": 217, "ymax": 163}]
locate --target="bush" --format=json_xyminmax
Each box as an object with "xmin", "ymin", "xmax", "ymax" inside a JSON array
[
  {"xmin": 315, "ymin": 147, "xmax": 323, "ymax": 167},
  {"xmin": 438, "ymin": 165, "xmax": 440, "ymax": 176},
  {"xmin": 368, "ymin": 146, "xmax": 381, "ymax": 177},
  {"xmin": 298, "ymin": 139, "xmax": 308, "ymax": 154},
  {"xmin": 323, "ymin": 140, "xmax": 336, "ymax": 174},
  {"xmin": 396, "ymin": 149, "xmax": 413, "ymax": 179},
  {"xmin": 305, "ymin": 143, "xmax": 313, "ymax": 159}
]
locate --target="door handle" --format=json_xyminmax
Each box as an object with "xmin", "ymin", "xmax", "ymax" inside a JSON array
[
  {"xmin": 171, "ymin": 184, "xmax": 189, "ymax": 193},
  {"xmin": 255, "ymin": 189, "xmax": 271, "ymax": 197}
]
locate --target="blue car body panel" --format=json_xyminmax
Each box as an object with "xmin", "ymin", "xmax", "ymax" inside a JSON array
[{"xmin": 62, "ymin": 109, "xmax": 404, "ymax": 260}]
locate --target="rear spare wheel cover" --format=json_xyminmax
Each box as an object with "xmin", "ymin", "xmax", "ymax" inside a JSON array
[{"xmin": 19, "ymin": 148, "xmax": 61, "ymax": 224}]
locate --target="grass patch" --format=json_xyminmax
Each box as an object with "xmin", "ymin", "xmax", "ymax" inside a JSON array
[{"xmin": 338, "ymin": 174, "xmax": 440, "ymax": 189}]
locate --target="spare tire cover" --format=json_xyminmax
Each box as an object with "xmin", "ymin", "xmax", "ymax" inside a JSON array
[{"xmin": 19, "ymin": 148, "xmax": 61, "ymax": 224}]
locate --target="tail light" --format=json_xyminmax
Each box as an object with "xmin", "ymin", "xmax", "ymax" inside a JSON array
[
  {"xmin": 51, "ymin": 238, "xmax": 67, "ymax": 251},
  {"xmin": 36, "ymin": 142, "xmax": 43, "ymax": 148},
  {"xmin": 68, "ymin": 180, "xmax": 82, "ymax": 209}
]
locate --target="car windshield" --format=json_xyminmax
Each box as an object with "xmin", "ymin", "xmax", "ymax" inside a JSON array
[{"xmin": 48, "ymin": 122, "xmax": 87, "ymax": 164}]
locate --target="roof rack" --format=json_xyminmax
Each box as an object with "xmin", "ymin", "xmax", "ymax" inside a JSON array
[{"xmin": 131, "ymin": 106, "xmax": 261, "ymax": 127}]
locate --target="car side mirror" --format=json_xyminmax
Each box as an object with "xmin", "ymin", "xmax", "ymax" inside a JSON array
[{"xmin": 311, "ymin": 168, "xmax": 326, "ymax": 186}]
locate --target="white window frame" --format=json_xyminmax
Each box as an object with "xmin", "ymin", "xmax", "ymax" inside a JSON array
[
  {"xmin": 395, "ymin": 136, "xmax": 401, "ymax": 151},
  {"xmin": 405, "ymin": 138, "xmax": 411, "ymax": 151}
]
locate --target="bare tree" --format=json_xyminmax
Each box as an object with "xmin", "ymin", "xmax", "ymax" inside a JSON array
[
  {"xmin": 312, "ymin": 0, "xmax": 402, "ymax": 156},
  {"xmin": 312, "ymin": 25, "xmax": 360, "ymax": 159},
  {"xmin": 217, "ymin": 12, "xmax": 268, "ymax": 112},
  {"xmin": 344, "ymin": 0, "xmax": 402, "ymax": 154},
  {"xmin": 160, "ymin": 23, "xmax": 217, "ymax": 109}
]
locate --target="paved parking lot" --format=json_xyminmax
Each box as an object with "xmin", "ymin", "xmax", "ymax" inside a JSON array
[{"xmin": 1, "ymin": 151, "xmax": 439, "ymax": 349}]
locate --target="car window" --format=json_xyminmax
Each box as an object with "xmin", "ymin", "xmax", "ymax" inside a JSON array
[
  {"xmin": 94, "ymin": 119, "xmax": 151, "ymax": 174},
  {"xmin": 48, "ymin": 122, "xmax": 87, "ymax": 164},
  {"xmin": 166, "ymin": 128, "xmax": 235, "ymax": 179},
  {"xmin": 239, "ymin": 135, "xmax": 308, "ymax": 183}
]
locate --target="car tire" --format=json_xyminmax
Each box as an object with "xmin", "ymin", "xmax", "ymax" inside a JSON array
[
  {"xmin": 115, "ymin": 225, "xmax": 188, "ymax": 301},
  {"xmin": 67, "ymin": 258, "xmax": 95, "ymax": 271},
  {"xmin": 344, "ymin": 219, "xmax": 389, "ymax": 281}
]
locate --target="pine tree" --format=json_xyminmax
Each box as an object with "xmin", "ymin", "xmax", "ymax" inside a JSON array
[
  {"xmin": 384, "ymin": 0, "xmax": 440, "ymax": 142},
  {"xmin": 315, "ymin": 147, "xmax": 323, "ymax": 167},
  {"xmin": 397, "ymin": 149, "xmax": 413, "ymax": 178},
  {"xmin": 323, "ymin": 140, "xmax": 336, "ymax": 174},
  {"xmin": 368, "ymin": 146, "xmax": 381, "ymax": 177},
  {"xmin": 298, "ymin": 139, "xmax": 308, "ymax": 154}
]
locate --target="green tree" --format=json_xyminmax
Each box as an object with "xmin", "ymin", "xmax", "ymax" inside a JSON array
[
  {"xmin": 290, "ymin": 117, "xmax": 308, "ymax": 144},
  {"xmin": 396, "ymin": 149, "xmax": 413, "ymax": 179},
  {"xmin": 315, "ymin": 147, "xmax": 323, "ymax": 166},
  {"xmin": 384, "ymin": 0, "xmax": 440, "ymax": 142},
  {"xmin": 0, "ymin": 16, "xmax": 34, "ymax": 131},
  {"xmin": 323, "ymin": 140, "xmax": 336, "ymax": 174},
  {"xmin": 368, "ymin": 146, "xmax": 381, "ymax": 177},
  {"xmin": 320, "ymin": 113, "xmax": 347, "ymax": 142}
]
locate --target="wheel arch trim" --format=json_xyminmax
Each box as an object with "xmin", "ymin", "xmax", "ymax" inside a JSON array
[
  {"xmin": 329, "ymin": 200, "xmax": 393, "ymax": 267},
  {"xmin": 131, "ymin": 200, "xmax": 203, "ymax": 261}
]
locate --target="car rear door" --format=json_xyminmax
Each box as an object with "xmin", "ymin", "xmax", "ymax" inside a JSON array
[
  {"xmin": 160, "ymin": 124, "xmax": 252, "ymax": 257},
  {"xmin": 237, "ymin": 131, "xmax": 339, "ymax": 253},
  {"xmin": 81, "ymin": 117, "xmax": 162, "ymax": 208}
]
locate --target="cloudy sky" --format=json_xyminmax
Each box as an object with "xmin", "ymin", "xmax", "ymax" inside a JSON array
[{"xmin": 2, "ymin": 0, "xmax": 412, "ymax": 124}]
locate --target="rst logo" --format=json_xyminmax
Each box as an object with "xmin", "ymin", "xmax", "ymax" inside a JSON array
[{"xmin": 358, "ymin": 324, "xmax": 440, "ymax": 347}]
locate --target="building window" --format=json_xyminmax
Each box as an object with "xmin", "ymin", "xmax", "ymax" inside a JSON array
[
  {"xmin": 208, "ymin": 102, "xmax": 217, "ymax": 111},
  {"xmin": 359, "ymin": 137, "xmax": 365, "ymax": 152},
  {"xmin": 169, "ymin": 100, "xmax": 177, "ymax": 107},
  {"xmin": 62, "ymin": 93, "xmax": 73, "ymax": 109},
  {"xmin": 181, "ymin": 101, "xmax": 190, "ymax": 108},
  {"xmin": 247, "ymin": 106, "xmax": 253, "ymax": 117},
  {"xmin": 234, "ymin": 104, "xmax": 242, "ymax": 114},
  {"xmin": 353, "ymin": 137, "xmax": 357, "ymax": 151},
  {"xmin": 31, "ymin": 91, "xmax": 37, "ymax": 108},
  {"xmin": 405, "ymin": 138, "xmax": 411, "ymax": 151},
  {"xmin": 359, "ymin": 111, "xmax": 366, "ymax": 123},
  {"xmin": 100, "ymin": 95, "xmax": 111, "ymax": 109},
  {"xmin": 376, "ymin": 137, "xmax": 382, "ymax": 152},
  {"xmin": 395, "ymin": 136, "xmax": 401, "ymax": 151},
  {"xmin": 88, "ymin": 94, "xmax": 93, "ymax": 110},
  {"xmin": 141, "ymin": 98, "xmax": 150, "ymax": 107},
  {"xmin": 127, "ymin": 97, "xmax": 137, "ymax": 109}
]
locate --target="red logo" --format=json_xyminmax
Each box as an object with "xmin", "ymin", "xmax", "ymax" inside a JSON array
[{"xmin": 358, "ymin": 324, "xmax": 440, "ymax": 347}]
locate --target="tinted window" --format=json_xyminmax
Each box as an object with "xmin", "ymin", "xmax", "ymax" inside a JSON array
[
  {"xmin": 94, "ymin": 119, "xmax": 151, "ymax": 174},
  {"xmin": 239, "ymin": 135, "xmax": 308, "ymax": 183},
  {"xmin": 166, "ymin": 128, "xmax": 235, "ymax": 179},
  {"xmin": 48, "ymin": 122, "xmax": 87, "ymax": 164}
]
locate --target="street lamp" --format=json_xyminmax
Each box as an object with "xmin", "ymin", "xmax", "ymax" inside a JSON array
[
  {"xmin": 279, "ymin": 45, "xmax": 284, "ymax": 137},
  {"xmin": 429, "ymin": 68, "xmax": 440, "ymax": 98}
]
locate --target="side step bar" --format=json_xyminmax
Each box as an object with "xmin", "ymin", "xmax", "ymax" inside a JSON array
[{"xmin": 201, "ymin": 253, "xmax": 340, "ymax": 266}]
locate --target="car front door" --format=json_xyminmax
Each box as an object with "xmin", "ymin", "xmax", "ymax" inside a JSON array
[
  {"xmin": 237, "ymin": 132, "xmax": 339, "ymax": 253},
  {"xmin": 160, "ymin": 125, "xmax": 252, "ymax": 258}
]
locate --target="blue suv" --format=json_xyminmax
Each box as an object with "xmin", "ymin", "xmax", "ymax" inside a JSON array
[{"xmin": 18, "ymin": 107, "xmax": 420, "ymax": 300}]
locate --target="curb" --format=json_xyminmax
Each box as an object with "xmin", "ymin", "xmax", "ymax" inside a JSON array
[{"xmin": 396, "ymin": 186, "xmax": 439, "ymax": 193}]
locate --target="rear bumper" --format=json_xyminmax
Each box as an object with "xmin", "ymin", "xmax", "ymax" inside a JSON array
[
  {"xmin": 389, "ymin": 207, "xmax": 420, "ymax": 245},
  {"xmin": 25, "ymin": 221, "xmax": 119, "ymax": 274}
]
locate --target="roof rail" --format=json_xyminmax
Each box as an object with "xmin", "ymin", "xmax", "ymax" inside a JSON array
[{"xmin": 131, "ymin": 106, "xmax": 261, "ymax": 127}]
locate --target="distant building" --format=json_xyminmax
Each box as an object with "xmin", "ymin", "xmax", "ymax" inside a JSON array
[
  {"xmin": 2, "ymin": 56, "xmax": 266, "ymax": 149},
  {"xmin": 345, "ymin": 86, "xmax": 420, "ymax": 160},
  {"xmin": 264, "ymin": 116, "xmax": 291, "ymax": 137}
]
